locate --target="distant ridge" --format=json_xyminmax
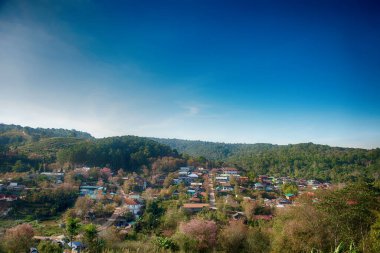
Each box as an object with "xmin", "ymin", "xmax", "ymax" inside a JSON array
[
  {"xmin": 150, "ymin": 137, "xmax": 363, "ymax": 161},
  {"xmin": 0, "ymin": 123, "xmax": 94, "ymax": 142}
]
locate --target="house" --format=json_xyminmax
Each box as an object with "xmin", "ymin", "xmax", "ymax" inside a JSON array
[
  {"xmin": 41, "ymin": 172, "xmax": 65, "ymax": 184},
  {"xmin": 276, "ymin": 198, "xmax": 291, "ymax": 207},
  {"xmin": 285, "ymin": 193, "xmax": 296, "ymax": 201},
  {"xmin": 180, "ymin": 167, "xmax": 193, "ymax": 173},
  {"xmin": 7, "ymin": 182, "xmax": 25, "ymax": 191},
  {"xmin": 238, "ymin": 176, "xmax": 249, "ymax": 183},
  {"xmin": 215, "ymin": 176, "xmax": 229, "ymax": 182},
  {"xmin": 216, "ymin": 186, "xmax": 233, "ymax": 192},
  {"xmin": 222, "ymin": 167, "xmax": 239, "ymax": 175},
  {"xmin": 258, "ymin": 175, "xmax": 269, "ymax": 182},
  {"xmin": 68, "ymin": 242, "xmax": 85, "ymax": 253},
  {"xmin": 187, "ymin": 173, "xmax": 199, "ymax": 179},
  {"xmin": 183, "ymin": 203, "xmax": 210, "ymax": 212},
  {"xmin": 128, "ymin": 193, "xmax": 142, "ymax": 200},
  {"xmin": 187, "ymin": 189, "xmax": 196, "ymax": 195},
  {"xmin": 0, "ymin": 194, "xmax": 17, "ymax": 201},
  {"xmin": 74, "ymin": 167, "xmax": 91, "ymax": 174},
  {"xmin": 79, "ymin": 186, "xmax": 105, "ymax": 199},
  {"xmin": 254, "ymin": 183, "xmax": 264, "ymax": 190},
  {"xmin": 265, "ymin": 186, "xmax": 273, "ymax": 192},
  {"xmin": 179, "ymin": 171, "xmax": 189, "ymax": 176},
  {"xmin": 41, "ymin": 172, "xmax": 64, "ymax": 177},
  {"xmin": 307, "ymin": 180, "xmax": 320, "ymax": 186},
  {"xmin": 125, "ymin": 198, "xmax": 142, "ymax": 215}
]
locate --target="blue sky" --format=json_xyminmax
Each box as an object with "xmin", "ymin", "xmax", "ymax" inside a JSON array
[{"xmin": 0, "ymin": 0, "xmax": 380, "ymax": 148}]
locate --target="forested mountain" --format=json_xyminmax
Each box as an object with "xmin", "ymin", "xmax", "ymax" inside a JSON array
[
  {"xmin": 152, "ymin": 138, "xmax": 380, "ymax": 182},
  {"xmin": 0, "ymin": 123, "xmax": 93, "ymax": 146},
  {"xmin": 0, "ymin": 124, "xmax": 180, "ymax": 173},
  {"xmin": 150, "ymin": 138, "xmax": 275, "ymax": 160},
  {"xmin": 56, "ymin": 136, "xmax": 178, "ymax": 171},
  {"xmin": 0, "ymin": 124, "xmax": 95, "ymax": 172}
]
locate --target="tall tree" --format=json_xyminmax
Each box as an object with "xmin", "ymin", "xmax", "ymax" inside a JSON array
[
  {"xmin": 66, "ymin": 217, "xmax": 81, "ymax": 244},
  {"xmin": 83, "ymin": 223, "xmax": 104, "ymax": 253}
]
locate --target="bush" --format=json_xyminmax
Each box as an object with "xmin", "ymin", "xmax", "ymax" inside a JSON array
[{"xmin": 37, "ymin": 240, "xmax": 63, "ymax": 253}]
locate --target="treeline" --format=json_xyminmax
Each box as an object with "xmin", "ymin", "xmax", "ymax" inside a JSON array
[
  {"xmin": 11, "ymin": 184, "xmax": 78, "ymax": 219},
  {"xmin": 154, "ymin": 138, "xmax": 380, "ymax": 182},
  {"xmin": 56, "ymin": 136, "xmax": 178, "ymax": 171},
  {"xmin": 0, "ymin": 126, "xmax": 182, "ymax": 174},
  {"xmin": 229, "ymin": 143, "xmax": 380, "ymax": 182},
  {"xmin": 151, "ymin": 137, "xmax": 247, "ymax": 160}
]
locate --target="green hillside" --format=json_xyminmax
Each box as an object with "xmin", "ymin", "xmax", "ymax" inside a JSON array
[
  {"xmin": 0, "ymin": 124, "xmax": 95, "ymax": 172},
  {"xmin": 0, "ymin": 123, "xmax": 93, "ymax": 147},
  {"xmin": 56, "ymin": 136, "xmax": 178, "ymax": 171},
  {"xmin": 152, "ymin": 138, "xmax": 380, "ymax": 182}
]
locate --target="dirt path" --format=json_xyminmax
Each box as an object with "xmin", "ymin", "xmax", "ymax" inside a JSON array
[
  {"xmin": 98, "ymin": 186, "xmax": 128, "ymax": 231},
  {"xmin": 208, "ymin": 174, "xmax": 217, "ymax": 209}
]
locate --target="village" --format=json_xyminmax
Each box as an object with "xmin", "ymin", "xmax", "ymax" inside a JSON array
[{"xmin": 0, "ymin": 164, "xmax": 332, "ymax": 252}]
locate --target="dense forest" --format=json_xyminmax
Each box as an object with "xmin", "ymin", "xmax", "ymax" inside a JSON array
[
  {"xmin": 0, "ymin": 124, "xmax": 94, "ymax": 173},
  {"xmin": 153, "ymin": 138, "xmax": 380, "ymax": 182},
  {"xmin": 56, "ymin": 136, "xmax": 178, "ymax": 171},
  {"xmin": 0, "ymin": 124, "xmax": 179, "ymax": 173}
]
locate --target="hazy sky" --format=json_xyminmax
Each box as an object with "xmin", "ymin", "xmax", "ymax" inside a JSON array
[{"xmin": 1, "ymin": 0, "xmax": 380, "ymax": 148}]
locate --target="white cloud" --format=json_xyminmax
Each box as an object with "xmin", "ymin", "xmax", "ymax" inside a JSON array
[{"xmin": 183, "ymin": 105, "xmax": 200, "ymax": 116}]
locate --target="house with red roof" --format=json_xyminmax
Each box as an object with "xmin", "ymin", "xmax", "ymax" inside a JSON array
[{"xmin": 125, "ymin": 197, "xmax": 142, "ymax": 215}]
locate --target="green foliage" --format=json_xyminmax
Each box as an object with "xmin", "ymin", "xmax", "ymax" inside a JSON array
[
  {"xmin": 37, "ymin": 240, "xmax": 63, "ymax": 253},
  {"xmin": 123, "ymin": 211, "xmax": 135, "ymax": 222},
  {"xmin": 282, "ymin": 182, "xmax": 298, "ymax": 195},
  {"xmin": 172, "ymin": 233, "xmax": 198, "ymax": 253},
  {"xmin": 161, "ymin": 206, "xmax": 187, "ymax": 230},
  {"xmin": 272, "ymin": 183, "xmax": 379, "ymax": 253},
  {"xmin": 154, "ymin": 236, "xmax": 177, "ymax": 251},
  {"xmin": 0, "ymin": 123, "xmax": 93, "ymax": 172},
  {"xmin": 316, "ymin": 183, "xmax": 379, "ymax": 248},
  {"xmin": 66, "ymin": 217, "xmax": 81, "ymax": 242},
  {"xmin": 151, "ymin": 137, "xmax": 242, "ymax": 161},
  {"xmin": 245, "ymin": 227, "xmax": 271, "ymax": 253},
  {"xmin": 83, "ymin": 223, "xmax": 105, "ymax": 253},
  {"xmin": 57, "ymin": 136, "xmax": 177, "ymax": 171},
  {"xmin": 137, "ymin": 200, "xmax": 164, "ymax": 231},
  {"xmin": 13, "ymin": 185, "xmax": 78, "ymax": 219},
  {"xmin": 368, "ymin": 211, "xmax": 380, "ymax": 252},
  {"xmin": 154, "ymin": 138, "xmax": 380, "ymax": 182}
]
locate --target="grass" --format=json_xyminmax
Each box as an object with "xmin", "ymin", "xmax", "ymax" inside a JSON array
[{"xmin": 32, "ymin": 219, "xmax": 64, "ymax": 236}]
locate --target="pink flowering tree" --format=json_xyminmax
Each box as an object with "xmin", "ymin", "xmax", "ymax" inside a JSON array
[
  {"xmin": 178, "ymin": 218, "xmax": 217, "ymax": 251},
  {"xmin": 100, "ymin": 167, "xmax": 112, "ymax": 181}
]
